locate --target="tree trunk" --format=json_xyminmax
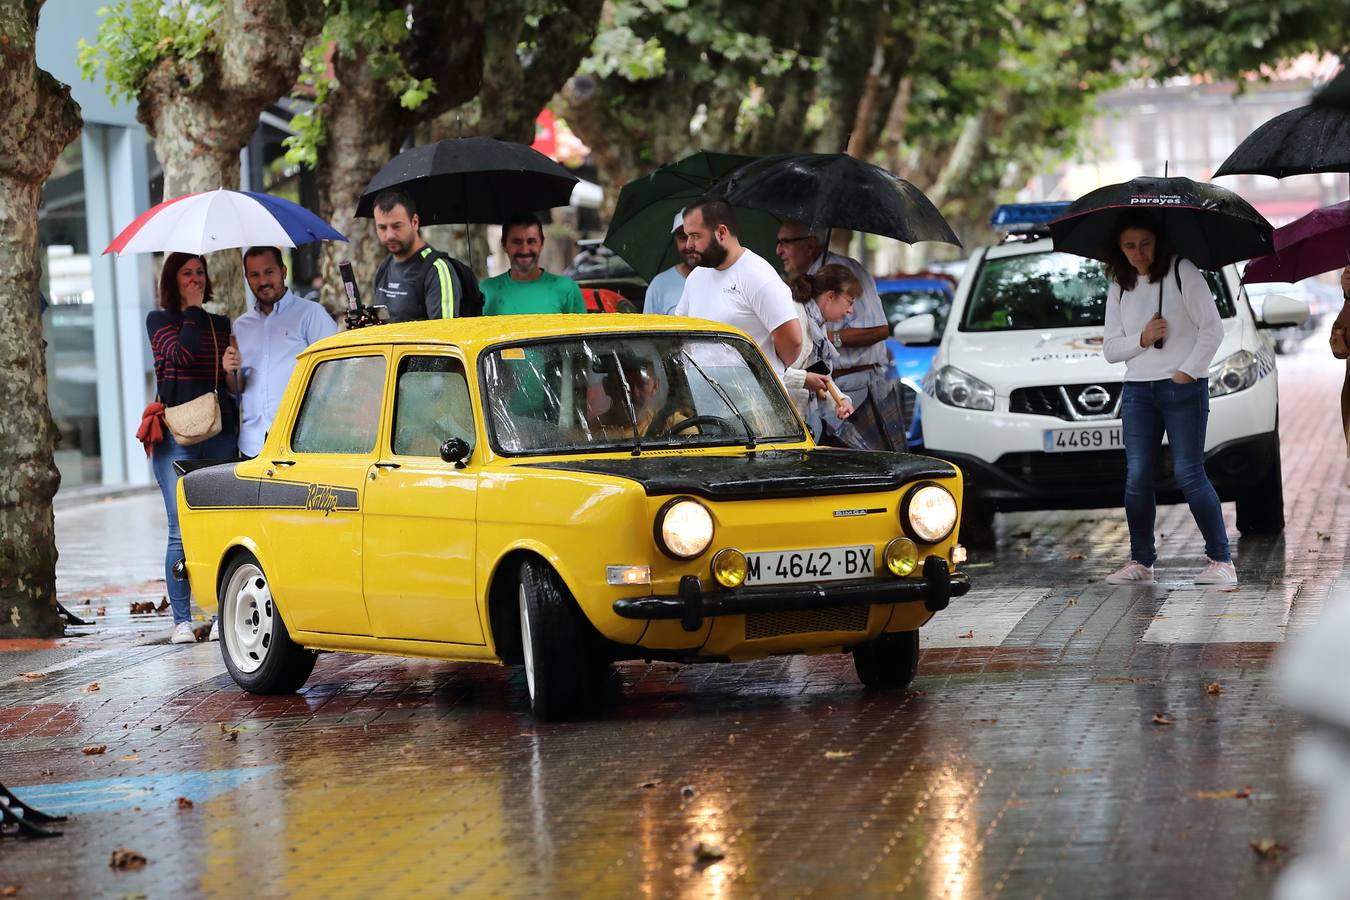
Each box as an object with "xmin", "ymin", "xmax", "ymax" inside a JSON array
[{"xmin": 0, "ymin": 0, "xmax": 83, "ymax": 638}]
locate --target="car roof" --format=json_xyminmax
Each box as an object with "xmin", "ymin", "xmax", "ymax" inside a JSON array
[{"xmin": 300, "ymin": 314, "xmax": 745, "ymax": 358}]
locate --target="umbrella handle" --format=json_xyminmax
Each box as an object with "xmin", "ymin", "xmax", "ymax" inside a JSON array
[{"xmin": 1153, "ymin": 281, "xmax": 1165, "ymax": 349}]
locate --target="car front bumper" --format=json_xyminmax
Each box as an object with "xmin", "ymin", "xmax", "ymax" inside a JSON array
[{"xmin": 613, "ymin": 556, "xmax": 969, "ymax": 632}]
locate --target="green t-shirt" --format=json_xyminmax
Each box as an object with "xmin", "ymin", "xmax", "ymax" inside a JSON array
[{"xmin": 481, "ymin": 270, "xmax": 586, "ymax": 316}]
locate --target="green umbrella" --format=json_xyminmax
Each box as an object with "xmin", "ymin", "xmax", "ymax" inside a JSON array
[{"xmin": 602, "ymin": 151, "xmax": 784, "ymax": 283}]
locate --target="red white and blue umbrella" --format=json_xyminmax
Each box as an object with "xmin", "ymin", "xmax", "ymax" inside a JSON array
[{"xmin": 104, "ymin": 189, "xmax": 346, "ymax": 256}]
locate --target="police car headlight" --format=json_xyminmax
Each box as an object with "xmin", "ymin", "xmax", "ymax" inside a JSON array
[
  {"xmin": 655, "ymin": 497, "xmax": 714, "ymax": 559},
  {"xmin": 901, "ymin": 482, "xmax": 958, "ymax": 543},
  {"xmin": 931, "ymin": 366, "xmax": 995, "ymax": 411},
  {"xmin": 1208, "ymin": 350, "xmax": 1268, "ymax": 397}
]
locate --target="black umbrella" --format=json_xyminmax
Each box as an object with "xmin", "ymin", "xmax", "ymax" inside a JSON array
[
  {"xmin": 1049, "ymin": 176, "xmax": 1273, "ymax": 270},
  {"xmin": 355, "ymin": 137, "xmax": 579, "ymax": 225},
  {"xmin": 714, "ymin": 153, "xmax": 961, "ymax": 248},
  {"xmin": 1213, "ymin": 103, "xmax": 1350, "ymax": 180},
  {"xmin": 1314, "ymin": 65, "xmax": 1350, "ymax": 110}
]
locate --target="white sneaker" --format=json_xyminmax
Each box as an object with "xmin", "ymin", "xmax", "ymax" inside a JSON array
[
  {"xmin": 1195, "ymin": 558, "xmax": 1237, "ymax": 586},
  {"xmin": 170, "ymin": 622, "xmax": 197, "ymax": 644},
  {"xmin": 1105, "ymin": 561, "xmax": 1154, "ymax": 584},
  {"xmin": 208, "ymin": 618, "xmax": 220, "ymax": 642}
]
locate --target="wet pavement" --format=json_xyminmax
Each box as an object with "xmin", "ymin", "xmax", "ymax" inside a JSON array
[{"xmin": 2, "ymin": 337, "xmax": 1346, "ymax": 897}]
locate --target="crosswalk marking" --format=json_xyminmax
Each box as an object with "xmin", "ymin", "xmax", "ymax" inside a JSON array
[
  {"xmin": 1142, "ymin": 586, "xmax": 1295, "ymax": 644},
  {"xmin": 921, "ymin": 587, "xmax": 1049, "ymax": 648}
]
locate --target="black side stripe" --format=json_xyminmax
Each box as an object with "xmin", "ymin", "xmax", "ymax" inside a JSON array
[{"xmin": 181, "ymin": 465, "xmax": 359, "ymax": 513}]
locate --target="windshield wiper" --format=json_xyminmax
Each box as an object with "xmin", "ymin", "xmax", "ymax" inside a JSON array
[
  {"xmin": 610, "ymin": 351, "xmax": 643, "ymax": 456},
  {"xmin": 680, "ymin": 348, "xmax": 756, "ymax": 450}
]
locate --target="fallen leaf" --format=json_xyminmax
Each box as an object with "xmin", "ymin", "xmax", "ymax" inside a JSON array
[
  {"xmin": 82, "ymin": 745, "xmax": 108, "ymax": 755},
  {"xmin": 129, "ymin": 601, "xmax": 156, "ymax": 615},
  {"xmin": 156, "ymin": 598, "xmax": 170, "ymax": 613},
  {"xmin": 1055, "ymin": 767, "xmax": 1093, "ymax": 776},
  {"xmin": 175, "ymin": 797, "xmax": 194, "ymax": 810},
  {"xmin": 82, "ymin": 682, "xmax": 100, "ymax": 693},
  {"xmin": 118, "ymin": 754, "xmax": 141, "ymax": 762},
  {"xmin": 1069, "ymin": 553, "xmax": 1086, "ymax": 560},
  {"xmin": 96, "ymin": 607, "xmax": 107, "ymax": 616},
  {"xmin": 823, "ymin": 750, "xmax": 854, "ymax": 759},
  {"xmin": 1205, "ymin": 682, "xmax": 1223, "ymax": 696},
  {"xmin": 693, "ymin": 840, "xmax": 725, "ymax": 863},
  {"xmin": 17, "ymin": 672, "xmax": 46, "ymax": 681},
  {"xmin": 1066, "ymin": 597, "xmax": 1078, "ymax": 606},
  {"xmin": 1151, "ymin": 714, "xmax": 1173, "ymax": 727},
  {"xmin": 399, "ymin": 743, "xmax": 415, "ymax": 755},
  {"xmin": 39, "ymin": 768, "xmax": 52, "ymax": 777},
  {"xmin": 109, "ymin": 848, "xmax": 147, "ymax": 870},
  {"xmin": 0, "ymin": 886, "xmax": 19, "ymax": 897},
  {"xmin": 957, "ymin": 629, "xmax": 975, "ymax": 639},
  {"xmin": 1194, "ymin": 786, "xmax": 1252, "ymax": 800},
  {"xmin": 1218, "ymin": 587, "xmax": 1240, "ymax": 593},
  {"xmin": 639, "ymin": 780, "xmax": 661, "ymax": 789},
  {"xmin": 969, "ymin": 718, "xmax": 999, "ymax": 725},
  {"xmin": 1249, "ymin": 838, "xmax": 1284, "ymax": 859}
]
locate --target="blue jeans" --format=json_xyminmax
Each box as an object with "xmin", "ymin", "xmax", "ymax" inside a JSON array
[
  {"xmin": 1121, "ymin": 378, "xmax": 1230, "ymax": 567},
  {"xmin": 151, "ymin": 430, "xmax": 239, "ymax": 623}
]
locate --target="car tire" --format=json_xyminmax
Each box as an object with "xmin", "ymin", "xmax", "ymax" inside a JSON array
[
  {"xmin": 852, "ymin": 630, "xmax": 920, "ymax": 690},
  {"xmin": 218, "ymin": 553, "xmax": 316, "ymax": 694},
  {"xmin": 958, "ymin": 500, "xmax": 996, "ymax": 547},
  {"xmin": 1235, "ymin": 436, "xmax": 1285, "ymax": 535},
  {"xmin": 518, "ymin": 558, "xmax": 597, "ymax": 720}
]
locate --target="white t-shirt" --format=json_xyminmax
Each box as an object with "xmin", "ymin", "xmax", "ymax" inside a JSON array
[
  {"xmin": 674, "ymin": 249, "xmax": 797, "ymax": 373},
  {"xmin": 1102, "ymin": 257, "xmax": 1225, "ymax": 381},
  {"xmin": 643, "ymin": 266, "xmax": 686, "ymax": 315}
]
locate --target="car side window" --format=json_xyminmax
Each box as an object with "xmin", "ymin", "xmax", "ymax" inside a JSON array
[
  {"xmin": 291, "ymin": 355, "xmax": 387, "ymax": 454},
  {"xmin": 391, "ymin": 356, "xmax": 475, "ymax": 458}
]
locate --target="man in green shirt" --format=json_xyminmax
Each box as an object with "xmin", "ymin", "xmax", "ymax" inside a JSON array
[{"xmin": 481, "ymin": 213, "xmax": 587, "ymax": 316}]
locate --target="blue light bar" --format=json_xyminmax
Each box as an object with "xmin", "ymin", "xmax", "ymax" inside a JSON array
[{"xmin": 990, "ymin": 201, "xmax": 1072, "ymax": 229}]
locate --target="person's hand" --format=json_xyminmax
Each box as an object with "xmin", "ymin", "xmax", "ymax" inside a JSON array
[
  {"xmin": 836, "ymin": 397, "xmax": 855, "ymax": 419},
  {"xmin": 1341, "ymin": 266, "xmax": 1350, "ymax": 299},
  {"xmin": 181, "ymin": 281, "xmax": 205, "ymax": 308},
  {"xmin": 1140, "ymin": 314, "xmax": 1167, "ymax": 346},
  {"xmin": 1171, "ymin": 371, "xmax": 1195, "ymax": 384},
  {"xmin": 221, "ymin": 345, "xmax": 241, "ymax": 374},
  {"xmin": 804, "ymin": 372, "xmax": 829, "ymax": 395},
  {"xmin": 1332, "ymin": 324, "xmax": 1349, "ymax": 360}
]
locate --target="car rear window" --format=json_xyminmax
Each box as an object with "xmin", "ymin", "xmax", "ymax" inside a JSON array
[{"xmin": 961, "ymin": 250, "xmax": 1234, "ymax": 332}]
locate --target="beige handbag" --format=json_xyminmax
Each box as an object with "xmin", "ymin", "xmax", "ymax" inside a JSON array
[{"xmin": 163, "ymin": 317, "xmax": 223, "ymax": 446}]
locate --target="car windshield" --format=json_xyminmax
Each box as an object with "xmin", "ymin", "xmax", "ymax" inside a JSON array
[
  {"xmin": 961, "ymin": 250, "xmax": 1235, "ymax": 332},
  {"xmin": 880, "ymin": 285, "xmax": 953, "ymax": 332},
  {"xmin": 482, "ymin": 333, "xmax": 805, "ymax": 455}
]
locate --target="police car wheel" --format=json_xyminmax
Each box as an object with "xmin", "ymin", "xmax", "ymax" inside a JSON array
[
  {"xmin": 852, "ymin": 630, "xmax": 920, "ymax": 690},
  {"xmin": 218, "ymin": 553, "xmax": 316, "ymax": 694}
]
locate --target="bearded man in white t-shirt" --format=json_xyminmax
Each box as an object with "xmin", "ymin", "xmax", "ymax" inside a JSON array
[{"xmin": 673, "ymin": 196, "xmax": 802, "ymax": 374}]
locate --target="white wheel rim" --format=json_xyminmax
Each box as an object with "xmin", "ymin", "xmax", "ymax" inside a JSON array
[
  {"xmin": 519, "ymin": 585, "xmax": 536, "ymax": 701},
  {"xmin": 222, "ymin": 563, "xmax": 274, "ymax": 674}
]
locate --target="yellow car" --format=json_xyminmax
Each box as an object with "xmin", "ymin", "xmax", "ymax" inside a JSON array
[{"xmin": 176, "ymin": 315, "xmax": 970, "ymax": 719}]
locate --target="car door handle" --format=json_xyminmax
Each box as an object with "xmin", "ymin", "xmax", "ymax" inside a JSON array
[
  {"xmin": 374, "ymin": 462, "xmax": 401, "ymax": 470},
  {"xmin": 271, "ymin": 460, "xmax": 296, "ymax": 467}
]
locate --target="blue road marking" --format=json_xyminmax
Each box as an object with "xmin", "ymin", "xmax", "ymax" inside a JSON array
[{"xmin": 10, "ymin": 766, "xmax": 276, "ymax": 815}]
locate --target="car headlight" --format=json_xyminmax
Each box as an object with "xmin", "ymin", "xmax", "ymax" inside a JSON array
[
  {"xmin": 929, "ymin": 365, "xmax": 995, "ymax": 411},
  {"xmin": 900, "ymin": 482, "xmax": 958, "ymax": 543},
  {"xmin": 655, "ymin": 497, "xmax": 714, "ymax": 559},
  {"xmin": 1208, "ymin": 349, "xmax": 1272, "ymax": 397}
]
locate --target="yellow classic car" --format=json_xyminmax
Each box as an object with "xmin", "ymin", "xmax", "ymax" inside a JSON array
[{"xmin": 176, "ymin": 315, "xmax": 970, "ymax": 719}]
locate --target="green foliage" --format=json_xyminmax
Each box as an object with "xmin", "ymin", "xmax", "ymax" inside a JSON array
[
  {"xmin": 76, "ymin": 0, "xmax": 220, "ymax": 104},
  {"xmin": 283, "ymin": 1, "xmax": 440, "ymax": 169}
]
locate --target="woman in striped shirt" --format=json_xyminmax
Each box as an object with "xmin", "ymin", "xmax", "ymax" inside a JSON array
[{"xmin": 146, "ymin": 252, "xmax": 239, "ymax": 643}]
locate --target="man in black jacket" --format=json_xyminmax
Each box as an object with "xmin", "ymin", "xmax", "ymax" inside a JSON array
[{"xmin": 371, "ymin": 190, "xmax": 482, "ymax": 321}]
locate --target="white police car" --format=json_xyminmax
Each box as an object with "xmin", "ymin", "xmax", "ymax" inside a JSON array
[{"xmin": 892, "ymin": 203, "xmax": 1309, "ymax": 544}]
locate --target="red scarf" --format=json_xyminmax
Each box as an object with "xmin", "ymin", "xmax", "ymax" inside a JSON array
[{"xmin": 136, "ymin": 402, "xmax": 166, "ymax": 456}]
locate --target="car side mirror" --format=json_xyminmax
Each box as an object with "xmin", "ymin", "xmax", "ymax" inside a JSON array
[
  {"xmin": 440, "ymin": 437, "xmax": 471, "ymax": 469},
  {"xmin": 893, "ymin": 313, "xmax": 937, "ymax": 345},
  {"xmin": 1255, "ymin": 293, "xmax": 1310, "ymax": 329}
]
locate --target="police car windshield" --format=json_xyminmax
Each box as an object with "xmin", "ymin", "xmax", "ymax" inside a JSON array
[
  {"xmin": 961, "ymin": 250, "xmax": 1234, "ymax": 332},
  {"xmin": 481, "ymin": 333, "xmax": 805, "ymax": 455}
]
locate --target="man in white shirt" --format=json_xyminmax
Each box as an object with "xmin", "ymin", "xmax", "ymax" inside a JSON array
[
  {"xmin": 643, "ymin": 212, "xmax": 696, "ymax": 315},
  {"xmin": 674, "ymin": 197, "xmax": 802, "ymax": 374},
  {"xmin": 222, "ymin": 247, "xmax": 339, "ymax": 458},
  {"xmin": 776, "ymin": 219, "xmax": 890, "ymax": 435}
]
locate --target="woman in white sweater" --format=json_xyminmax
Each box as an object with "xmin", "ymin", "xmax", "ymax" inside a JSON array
[
  {"xmin": 783, "ymin": 264, "xmax": 857, "ymax": 438},
  {"xmin": 1101, "ymin": 214, "xmax": 1234, "ymax": 586}
]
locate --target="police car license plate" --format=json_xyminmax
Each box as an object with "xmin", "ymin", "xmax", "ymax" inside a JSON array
[
  {"xmin": 744, "ymin": 545, "xmax": 874, "ymax": 585},
  {"xmin": 1044, "ymin": 426, "xmax": 1123, "ymax": 453}
]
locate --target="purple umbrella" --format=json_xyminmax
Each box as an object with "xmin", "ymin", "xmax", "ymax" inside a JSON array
[{"xmin": 1242, "ymin": 201, "xmax": 1350, "ymax": 284}]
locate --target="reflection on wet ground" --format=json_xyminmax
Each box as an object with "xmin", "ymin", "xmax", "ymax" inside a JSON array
[{"xmin": 1, "ymin": 346, "xmax": 1343, "ymax": 896}]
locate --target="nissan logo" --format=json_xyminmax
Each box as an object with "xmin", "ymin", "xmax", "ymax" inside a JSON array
[{"xmin": 1077, "ymin": 385, "xmax": 1111, "ymax": 413}]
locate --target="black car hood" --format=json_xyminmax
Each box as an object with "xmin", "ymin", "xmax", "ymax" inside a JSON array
[{"xmin": 519, "ymin": 448, "xmax": 956, "ymax": 501}]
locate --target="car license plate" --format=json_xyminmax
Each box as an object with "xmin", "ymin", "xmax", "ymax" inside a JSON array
[
  {"xmin": 744, "ymin": 545, "xmax": 875, "ymax": 586},
  {"xmin": 1044, "ymin": 425, "xmax": 1123, "ymax": 453}
]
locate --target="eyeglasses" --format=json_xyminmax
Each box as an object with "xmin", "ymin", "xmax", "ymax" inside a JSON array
[{"xmin": 775, "ymin": 236, "xmax": 812, "ymax": 246}]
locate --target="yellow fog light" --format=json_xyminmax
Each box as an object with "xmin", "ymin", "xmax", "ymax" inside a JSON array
[
  {"xmin": 712, "ymin": 548, "xmax": 748, "ymax": 588},
  {"xmin": 884, "ymin": 538, "xmax": 919, "ymax": 576}
]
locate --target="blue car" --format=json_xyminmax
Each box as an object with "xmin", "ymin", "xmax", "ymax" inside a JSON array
[{"xmin": 878, "ymin": 276, "xmax": 955, "ymax": 448}]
